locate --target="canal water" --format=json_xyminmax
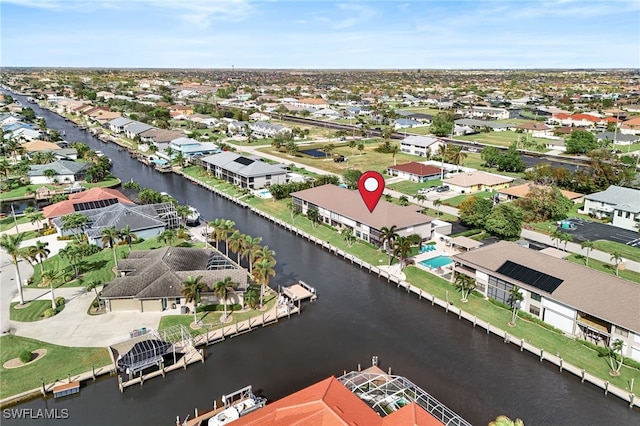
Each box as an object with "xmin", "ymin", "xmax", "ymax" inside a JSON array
[{"xmin": 3, "ymin": 92, "xmax": 639, "ymax": 425}]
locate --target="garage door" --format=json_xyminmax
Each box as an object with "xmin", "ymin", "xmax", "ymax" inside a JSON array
[
  {"xmin": 110, "ymin": 299, "xmax": 140, "ymax": 312},
  {"xmin": 544, "ymin": 310, "xmax": 574, "ymax": 334}
]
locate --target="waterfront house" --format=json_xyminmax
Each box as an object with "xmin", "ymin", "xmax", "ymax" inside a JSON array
[
  {"xmin": 443, "ymin": 171, "xmax": 513, "ymax": 194},
  {"xmin": 168, "ymin": 137, "xmax": 219, "ymax": 158},
  {"xmin": 138, "ymin": 128, "xmax": 185, "ymax": 150},
  {"xmin": 200, "ymin": 151, "xmax": 287, "ymax": 189},
  {"xmin": 27, "ymin": 160, "xmax": 90, "ymax": 184},
  {"xmin": 108, "ymin": 117, "xmax": 134, "ymax": 133},
  {"xmin": 400, "ymin": 135, "xmax": 442, "ymax": 157},
  {"xmin": 386, "ymin": 162, "xmax": 442, "ymax": 182},
  {"xmin": 43, "ymin": 187, "xmax": 134, "ymax": 219},
  {"xmin": 291, "ymin": 184, "xmax": 433, "ymax": 246},
  {"xmin": 452, "ymin": 241, "xmax": 640, "ymax": 361},
  {"xmin": 100, "ymin": 246, "xmax": 248, "ymax": 313},
  {"xmin": 52, "ymin": 201, "xmax": 175, "ymax": 244},
  {"xmin": 582, "ymin": 185, "xmax": 640, "ymax": 231},
  {"xmin": 123, "ymin": 121, "xmax": 154, "ymax": 140}
]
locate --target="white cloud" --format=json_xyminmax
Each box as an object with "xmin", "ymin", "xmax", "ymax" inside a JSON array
[{"xmin": 332, "ymin": 2, "xmax": 375, "ymax": 29}]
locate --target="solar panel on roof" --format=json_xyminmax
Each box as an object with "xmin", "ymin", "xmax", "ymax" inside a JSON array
[
  {"xmin": 234, "ymin": 157, "xmax": 254, "ymax": 166},
  {"xmin": 496, "ymin": 261, "xmax": 563, "ymax": 293},
  {"xmin": 74, "ymin": 198, "xmax": 119, "ymax": 212}
]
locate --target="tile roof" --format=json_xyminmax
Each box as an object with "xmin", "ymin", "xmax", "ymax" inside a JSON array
[
  {"xmin": 387, "ymin": 162, "xmax": 441, "ymax": 177},
  {"xmin": 101, "ymin": 247, "xmax": 247, "ymax": 300},
  {"xmin": 43, "ymin": 187, "xmax": 133, "ymax": 218},
  {"xmin": 452, "ymin": 241, "xmax": 640, "ymax": 333},
  {"xmin": 291, "ymin": 184, "xmax": 432, "ymax": 231}
]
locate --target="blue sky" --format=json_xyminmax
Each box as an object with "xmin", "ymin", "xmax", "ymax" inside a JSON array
[{"xmin": 2, "ymin": 0, "xmax": 639, "ymax": 69}]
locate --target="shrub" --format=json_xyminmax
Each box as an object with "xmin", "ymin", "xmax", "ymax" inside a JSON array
[
  {"xmin": 197, "ymin": 304, "xmax": 242, "ymax": 312},
  {"xmin": 55, "ymin": 297, "xmax": 65, "ymax": 307},
  {"xmin": 451, "ymin": 229, "xmax": 483, "ymax": 238},
  {"xmin": 92, "ymin": 300, "xmax": 99, "ymax": 308},
  {"xmin": 42, "ymin": 308, "xmax": 56, "ymax": 318},
  {"xmin": 19, "ymin": 350, "xmax": 33, "ymax": 363},
  {"xmin": 42, "ymin": 228, "xmax": 57, "ymax": 236}
]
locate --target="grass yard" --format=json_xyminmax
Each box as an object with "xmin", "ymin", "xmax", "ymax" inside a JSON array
[
  {"xmin": 257, "ymin": 140, "xmax": 419, "ymax": 176},
  {"xmin": 591, "ymin": 240, "xmax": 640, "ymax": 263},
  {"xmin": 387, "ymin": 179, "xmax": 442, "ymax": 195},
  {"xmin": 0, "ymin": 335, "xmax": 111, "ymax": 399},
  {"xmin": 159, "ymin": 292, "xmax": 278, "ymax": 337},
  {"xmin": 0, "ymin": 177, "xmax": 121, "ymax": 201},
  {"xmin": 0, "ymin": 215, "xmax": 31, "ymax": 232},
  {"xmin": 403, "ymin": 267, "xmax": 640, "ymax": 391},
  {"xmin": 567, "ymin": 254, "xmax": 640, "ymax": 284},
  {"xmin": 442, "ymin": 191, "xmax": 495, "ymax": 208},
  {"xmin": 457, "ymin": 131, "xmax": 549, "ymax": 150},
  {"xmin": 10, "ymin": 300, "xmax": 59, "ymax": 322}
]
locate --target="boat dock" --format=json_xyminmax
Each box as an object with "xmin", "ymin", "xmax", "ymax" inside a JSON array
[
  {"xmin": 178, "ymin": 385, "xmax": 266, "ymax": 426},
  {"xmin": 281, "ymin": 280, "xmax": 317, "ymax": 304},
  {"xmin": 52, "ymin": 381, "xmax": 80, "ymax": 398}
]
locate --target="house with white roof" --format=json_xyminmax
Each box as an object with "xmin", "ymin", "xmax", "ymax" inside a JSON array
[
  {"xmin": 200, "ymin": 152, "xmax": 287, "ymax": 189},
  {"xmin": 400, "ymin": 135, "xmax": 442, "ymax": 157},
  {"xmin": 167, "ymin": 137, "xmax": 219, "ymax": 158},
  {"xmin": 108, "ymin": 117, "xmax": 134, "ymax": 133},
  {"xmin": 582, "ymin": 185, "xmax": 640, "ymax": 231}
]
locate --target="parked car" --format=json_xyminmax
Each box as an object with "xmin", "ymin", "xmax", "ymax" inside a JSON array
[
  {"xmin": 418, "ymin": 187, "xmax": 437, "ymax": 194},
  {"xmin": 435, "ymin": 185, "xmax": 450, "ymax": 193},
  {"xmin": 333, "ymin": 155, "xmax": 347, "ymax": 163}
]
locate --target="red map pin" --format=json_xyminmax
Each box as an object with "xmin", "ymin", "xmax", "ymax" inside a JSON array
[{"xmin": 358, "ymin": 171, "xmax": 385, "ymax": 213}]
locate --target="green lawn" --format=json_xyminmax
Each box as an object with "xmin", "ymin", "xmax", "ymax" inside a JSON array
[
  {"xmin": 159, "ymin": 292, "xmax": 278, "ymax": 337},
  {"xmin": 567, "ymin": 254, "xmax": 640, "ymax": 284},
  {"xmin": 387, "ymin": 179, "xmax": 442, "ymax": 195},
  {"xmin": 0, "ymin": 215, "xmax": 31, "ymax": 232},
  {"xmin": 10, "ymin": 300, "xmax": 59, "ymax": 322},
  {"xmin": 29, "ymin": 237, "xmax": 194, "ymax": 289},
  {"xmin": 441, "ymin": 191, "xmax": 495, "ymax": 208},
  {"xmin": 403, "ymin": 267, "xmax": 640, "ymax": 391},
  {"xmin": 591, "ymin": 240, "xmax": 640, "ymax": 263},
  {"xmin": 0, "ymin": 335, "xmax": 111, "ymax": 399},
  {"xmin": 457, "ymin": 131, "xmax": 550, "ymax": 150}
]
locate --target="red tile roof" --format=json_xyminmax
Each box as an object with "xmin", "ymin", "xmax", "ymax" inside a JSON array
[
  {"xmin": 570, "ymin": 113, "xmax": 601, "ymax": 122},
  {"xmin": 235, "ymin": 377, "xmax": 443, "ymax": 426},
  {"xmin": 387, "ymin": 162, "xmax": 442, "ymax": 177},
  {"xmin": 42, "ymin": 187, "xmax": 133, "ymax": 218}
]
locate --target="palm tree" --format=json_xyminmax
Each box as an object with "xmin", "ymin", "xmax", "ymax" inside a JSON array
[
  {"xmin": 559, "ymin": 232, "xmax": 572, "ymax": 252},
  {"xmin": 610, "ymin": 251, "xmax": 623, "ymax": 276},
  {"xmin": 581, "ymin": 240, "xmax": 594, "ymax": 266},
  {"xmin": 416, "ymin": 194, "xmax": 426, "ymax": 207},
  {"xmin": 348, "ymin": 139, "xmax": 357, "ymax": 156},
  {"xmin": 176, "ymin": 204, "xmax": 191, "ymax": 227},
  {"xmin": 31, "ymin": 240, "xmax": 50, "ymax": 273},
  {"xmin": 241, "ymin": 235, "xmax": 262, "ymax": 274},
  {"xmin": 341, "ymin": 228, "xmax": 355, "ymax": 247},
  {"xmin": 244, "ymin": 286, "xmax": 260, "ymax": 309},
  {"xmin": 254, "ymin": 245, "xmax": 276, "ymax": 266},
  {"xmin": 307, "ymin": 208, "xmax": 320, "ymax": 228},
  {"xmin": 27, "ymin": 210, "xmax": 45, "ymax": 234},
  {"xmin": 323, "ymin": 144, "xmax": 334, "ymax": 158},
  {"xmin": 379, "ymin": 225, "xmax": 398, "ymax": 265},
  {"xmin": 0, "ymin": 233, "xmax": 27, "ymax": 304},
  {"xmin": 181, "ymin": 275, "xmax": 207, "ymax": 324},
  {"xmin": 227, "ymin": 231, "xmax": 245, "ymax": 264},
  {"xmin": 101, "ymin": 226, "xmax": 120, "ymax": 267},
  {"xmin": 61, "ymin": 213, "xmax": 89, "ymax": 243},
  {"xmin": 213, "ymin": 276, "xmax": 238, "ymax": 321},
  {"xmin": 390, "ymin": 144, "xmax": 400, "ymax": 166},
  {"xmin": 85, "ymin": 279, "xmax": 102, "ymax": 304},
  {"xmin": 399, "ymin": 195, "xmax": 409, "ymax": 206},
  {"xmin": 433, "ymin": 198, "xmax": 442, "ymax": 217},
  {"xmin": 550, "ymin": 230, "xmax": 563, "ymax": 249},
  {"xmin": 59, "ymin": 244, "xmax": 83, "ymax": 278},
  {"xmin": 209, "ymin": 218, "xmax": 225, "ymax": 249},
  {"xmin": 605, "ymin": 339, "xmax": 625, "ymax": 376},
  {"xmin": 392, "ymin": 236, "xmax": 413, "ymax": 269},
  {"xmin": 454, "ymin": 274, "xmax": 476, "ymax": 302},
  {"xmin": 43, "ymin": 168, "xmax": 57, "ymax": 183},
  {"xmin": 159, "ymin": 229, "xmax": 177, "ymax": 246},
  {"xmin": 252, "ymin": 258, "xmax": 276, "ymax": 308},
  {"xmin": 40, "ymin": 269, "xmax": 61, "ymax": 310},
  {"xmin": 119, "ymin": 225, "xmax": 136, "ymax": 250},
  {"xmin": 447, "ymin": 145, "xmax": 467, "ymax": 171},
  {"xmin": 508, "ymin": 285, "xmax": 524, "ymax": 327}
]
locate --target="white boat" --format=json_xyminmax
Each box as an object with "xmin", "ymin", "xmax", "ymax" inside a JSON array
[
  {"xmin": 185, "ymin": 206, "xmax": 200, "ymax": 226},
  {"xmin": 178, "ymin": 385, "xmax": 266, "ymax": 426}
]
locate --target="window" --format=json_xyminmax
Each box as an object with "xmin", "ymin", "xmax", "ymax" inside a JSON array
[
  {"xmin": 616, "ymin": 327, "xmax": 629, "ymax": 338},
  {"xmin": 265, "ymin": 175, "xmax": 271, "ymax": 180},
  {"xmin": 530, "ymin": 292, "xmax": 541, "ymax": 302},
  {"xmin": 529, "ymin": 305, "xmax": 540, "ymax": 316}
]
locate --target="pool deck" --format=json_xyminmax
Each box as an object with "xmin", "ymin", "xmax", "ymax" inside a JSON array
[{"xmin": 412, "ymin": 237, "xmax": 460, "ymax": 277}]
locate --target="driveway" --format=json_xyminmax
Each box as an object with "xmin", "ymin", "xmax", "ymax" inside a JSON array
[{"xmin": 561, "ymin": 218, "xmax": 640, "ymax": 247}]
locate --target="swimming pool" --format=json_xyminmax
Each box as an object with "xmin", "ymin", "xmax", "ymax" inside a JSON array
[
  {"xmin": 255, "ymin": 189, "xmax": 272, "ymax": 199},
  {"xmin": 419, "ymin": 255, "xmax": 453, "ymax": 269}
]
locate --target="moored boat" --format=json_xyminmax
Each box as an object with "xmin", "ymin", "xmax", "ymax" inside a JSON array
[{"xmin": 186, "ymin": 206, "xmax": 200, "ymax": 226}]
